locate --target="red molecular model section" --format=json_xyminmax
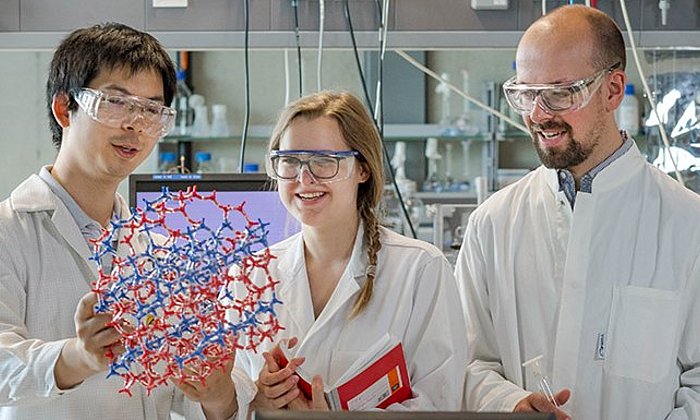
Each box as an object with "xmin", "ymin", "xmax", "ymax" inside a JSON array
[{"xmin": 90, "ymin": 186, "xmax": 283, "ymax": 396}]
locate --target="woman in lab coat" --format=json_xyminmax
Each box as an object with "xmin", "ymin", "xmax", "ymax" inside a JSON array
[{"xmin": 226, "ymin": 91, "xmax": 467, "ymax": 417}]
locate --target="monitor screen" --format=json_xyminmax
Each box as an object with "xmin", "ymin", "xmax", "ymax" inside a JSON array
[
  {"xmin": 128, "ymin": 173, "xmax": 301, "ymax": 247},
  {"xmin": 252, "ymin": 412, "xmax": 555, "ymax": 420}
]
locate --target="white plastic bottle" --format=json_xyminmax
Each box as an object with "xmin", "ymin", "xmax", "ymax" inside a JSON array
[
  {"xmin": 210, "ymin": 104, "xmax": 231, "ymax": 137},
  {"xmin": 616, "ymin": 84, "xmax": 639, "ymax": 136},
  {"xmin": 190, "ymin": 94, "xmax": 210, "ymax": 138}
]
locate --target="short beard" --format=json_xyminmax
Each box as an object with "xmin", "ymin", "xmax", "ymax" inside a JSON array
[{"xmin": 531, "ymin": 119, "xmax": 599, "ymax": 170}]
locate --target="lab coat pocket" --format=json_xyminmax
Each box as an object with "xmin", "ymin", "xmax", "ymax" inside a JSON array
[
  {"xmin": 606, "ymin": 285, "xmax": 680, "ymax": 383},
  {"xmin": 329, "ymin": 349, "xmax": 363, "ymax": 386}
]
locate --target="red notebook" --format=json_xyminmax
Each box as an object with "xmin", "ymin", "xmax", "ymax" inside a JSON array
[{"xmin": 278, "ymin": 335, "xmax": 412, "ymax": 410}]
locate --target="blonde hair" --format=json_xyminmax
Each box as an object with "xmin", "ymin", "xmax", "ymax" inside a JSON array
[{"xmin": 269, "ymin": 91, "xmax": 384, "ymax": 316}]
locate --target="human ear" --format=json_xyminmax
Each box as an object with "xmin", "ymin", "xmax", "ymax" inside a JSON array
[
  {"xmin": 357, "ymin": 161, "xmax": 371, "ymax": 183},
  {"xmin": 51, "ymin": 92, "xmax": 72, "ymax": 129},
  {"xmin": 605, "ymin": 70, "xmax": 627, "ymax": 112}
]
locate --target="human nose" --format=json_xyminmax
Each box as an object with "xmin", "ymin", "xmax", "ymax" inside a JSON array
[
  {"xmin": 528, "ymin": 96, "xmax": 554, "ymax": 124},
  {"xmin": 296, "ymin": 163, "xmax": 318, "ymax": 184},
  {"xmin": 122, "ymin": 111, "xmax": 148, "ymax": 134}
]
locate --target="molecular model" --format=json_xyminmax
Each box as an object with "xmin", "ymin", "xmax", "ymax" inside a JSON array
[{"xmin": 90, "ymin": 186, "xmax": 283, "ymax": 396}]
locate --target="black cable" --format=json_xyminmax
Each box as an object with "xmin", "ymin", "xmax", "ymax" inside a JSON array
[
  {"xmin": 344, "ymin": 0, "xmax": 417, "ymax": 239},
  {"xmin": 292, "ymin": 0, "xmax": 303, "ymax": 97},
  {"xmin": 344, "ymin": 0, "xmax": 375, "ymax": 118},
  {"xmin": 238, "ymin": 0, "xmax": 251, "ymax": 173}
]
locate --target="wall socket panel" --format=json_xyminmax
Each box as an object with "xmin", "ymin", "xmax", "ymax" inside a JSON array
[
  {"xmin": 471, "ymin": 0, "xmax": 509, "ymax": 10},
  {"xmin": 153, "ymin": 0, "xmax": 188, "ymax": 8}
]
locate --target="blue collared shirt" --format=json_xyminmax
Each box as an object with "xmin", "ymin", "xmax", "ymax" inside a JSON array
[{"xmin": 557, "ymin": 131, "xmax": 634, "ymax": 208}]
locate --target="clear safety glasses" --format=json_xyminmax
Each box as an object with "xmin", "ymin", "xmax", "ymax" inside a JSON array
[
  {"xmin": 266, "ymin": 150, "xmax": 360, "ymax": 184},
  {"xmin": 72, "ymin": 88, "xmax": 176, "ymax": 138},
  {"xmin": 502, "ymin": 62, "xmax": 621, "ymax": 116}
]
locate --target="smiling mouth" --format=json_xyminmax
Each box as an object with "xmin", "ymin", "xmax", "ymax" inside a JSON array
[
  {"xmin": 540, "ymin": 130, "xmax": 565, "ymax": 139},
  {"xmin": 297, "ymin": 192, "xmax": 326, "ymax": 201}
]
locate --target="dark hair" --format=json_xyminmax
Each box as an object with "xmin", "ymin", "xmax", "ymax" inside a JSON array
[
  {"xmin": 269, "ymin": 91, "xmax": 384, "ymax": 316},
  {"xmin": 46, "ymin": 22, "xmax": 176, "ymax": 149},
  {"xmin": 584, "ymin": 7, "xmax": 627, "ymax": 71}
]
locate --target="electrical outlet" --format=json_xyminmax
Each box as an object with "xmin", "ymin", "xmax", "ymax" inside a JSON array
[
  {"xmin": 471, "ymin": 0, "xmax": 509, "ymax": 10},
  {"xmin": 153, "ymin": 0, "xmax": 188, "ymax": 8}
]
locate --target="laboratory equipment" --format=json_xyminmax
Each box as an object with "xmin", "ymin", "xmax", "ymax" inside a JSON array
[
  {"xmin": 189, "ymin": 94, "xmax": 210, "ymax": 138},
  {"xmin": 522, "ymin": 355, "xmax": 558, "ymax": 408},
  {"xmin": 444, "ymin": 143, "xmax": 456, "ymax": 191},
  {"xmin": 455, "ymin": 70, "xmax": 479, "ymax": 136},
  {"xmin": 158, "ymin": 151, "xmax": 177, "ymax": 173},
  {"xmin": 391, "ymin": 141, "xmax": 418, "ymax": 194},
  {"xmin": 460, "ymin": 141, "xmax": 472, "ymax": 192},
  {"xmin": 243, "ymin": 162, "xmax": 260, "ymax": 173},
  {"xmin": 427, "ymin": 203, "xmax": 477, "ymax": 265},
  {"xmin": 616, "ymin": 84, "xmax": 640, "ymax": 135},
  {"xmin": 659, "ymin": 0, "xmax": 671, "ymax": 26},
  {"xmin": 173, "ymin": 69, "xmax": 192, "ymax": 136},
  {"xmin": 210, "ymin": 104, "xmax": 231, "ymax": 137},
  {"xmin": 643, "ymin": 67, "xmax": 700, "ymax": 193},
  {"xmin": 423, "ymin": 137, "xmax": 442, "ymax": 192},
  {"xmin": 391, "ymin": 141, "xmax": 408, "ymax": 180},
  {"xmin": 436, "ymin": 72, "xmax": 458, "ymax": 135},
  {"xmin": 381, "ymin": 184, "xmax": 423, "ymax": 237},
  {"xmin": 195, "ymin": 151, "xmax": 214, "ymax": 173},
  {"xmin": 474, "ymin": 176, "xmax": 489, "ymax": 205}
]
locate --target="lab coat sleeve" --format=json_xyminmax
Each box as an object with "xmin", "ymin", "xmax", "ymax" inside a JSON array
[
  {"xmin": 170, "ymin": 390, "xmax": 208, "ymax": 420},
  {"xmin": 0, "ymin": 234, "xmax": 75, "ymax": 405},
  {"xmin": 231, "ymin": 366, "xmax": 257, "ymax": 420},
  {"xmin": 172, "ymin": 386, "xmax": 249, "ymax": 420},
  {"xmin": 389, "ymin": 252, "xmax": 468, "ymax": 411},
  {"xmin": 454, "ymin": 216, "xmax": 530, "ymax": 412},
  {"xmin": 667, "ymin": 254, "xmax": 700, "ymax": 419}
]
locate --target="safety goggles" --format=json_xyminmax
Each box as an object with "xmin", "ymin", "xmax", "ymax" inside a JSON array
[
  {"xmin": 266, "ymin": 149, "xmax": 360, "ymax": 184},
  {"xmin": 72, "ymin": 88, "xmax": 176, "ymax": 138},
  {"xmin": 502, "ymin": 63, "xmax": 620, "ymax": 116}
]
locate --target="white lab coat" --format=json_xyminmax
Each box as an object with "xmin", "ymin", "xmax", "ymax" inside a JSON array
[
  {"xmin": 456, "ymin": 142, "xmax": 700, "ymax": 419},
  {"xmin": 231, "ymin": 225, "xmax": 467, "ymax": 418},
  {"xmin": 0, "ymin": 174, "xmax": 205, "ymax": 420}
]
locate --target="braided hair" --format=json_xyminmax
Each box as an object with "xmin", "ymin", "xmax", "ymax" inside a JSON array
[{"xmin": 268, "ymin": 91, "xmax": 385, "ymax": 317}]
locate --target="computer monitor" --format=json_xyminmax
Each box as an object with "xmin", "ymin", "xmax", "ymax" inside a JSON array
[
  {"xmin": 252, "ymin": 411, "xmax": 554, "ymax": 420},
  {"xmin": 128, "ymin": 173, "xmax": 301, "ymax": 247}
]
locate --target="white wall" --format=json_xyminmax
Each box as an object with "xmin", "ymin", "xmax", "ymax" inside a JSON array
[{"xmin": 0, "ymin": 52, "xmax": 56, "ymax": 198}]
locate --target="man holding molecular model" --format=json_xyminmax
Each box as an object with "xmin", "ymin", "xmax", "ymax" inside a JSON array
[
  {"xmin": 456, "ymin": 5, "xmax": 700, "ymax": 420},
  {"xmin": 0, "ymin": 23, "xmax": 236, "ymax": 419}
]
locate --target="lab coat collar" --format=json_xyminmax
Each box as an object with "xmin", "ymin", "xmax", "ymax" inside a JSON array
[
  {"xmin": 10, "ymin": 171, "xmax": 131, "ymax": 282},
  {"xmin": 276, "ymin": 222, "xmax": 369, "ymax": 338},
  {"xmin": 543, "ymin": 139, "xmax": 645, "ymax": 197},
  {"xmin": 10, "ymin": 173, "xmax": 59, "ymax": 213}
]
